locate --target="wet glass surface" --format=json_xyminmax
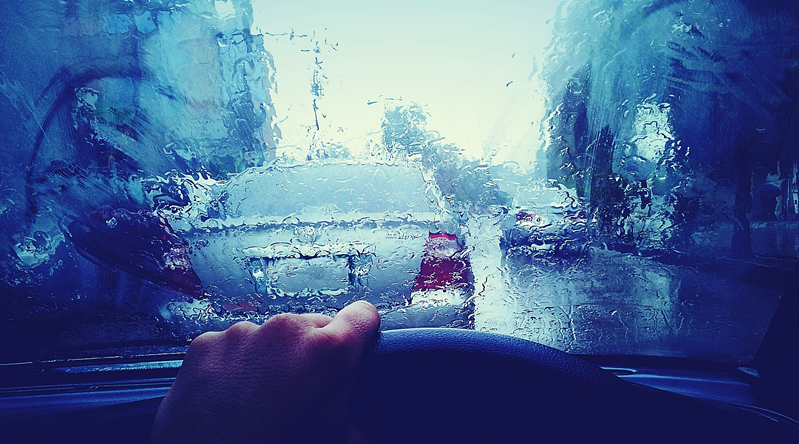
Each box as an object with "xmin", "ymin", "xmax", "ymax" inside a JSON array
[{"xmin": 1, "ymin": 0, "xmax": 797, "ymax": 365}]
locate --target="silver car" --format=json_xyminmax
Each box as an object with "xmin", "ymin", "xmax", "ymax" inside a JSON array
[{"xmin": 161, "ymin": 161, "xmax": 474, "ymax": 328}]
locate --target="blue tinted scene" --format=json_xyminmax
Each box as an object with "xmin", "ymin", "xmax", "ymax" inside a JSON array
[{"xmin": 0, "ymin": 0, "xmax": 796, "ymax": 365}]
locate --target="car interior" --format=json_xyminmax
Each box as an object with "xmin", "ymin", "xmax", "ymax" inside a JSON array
[{"xmin": 2, "ymin": 0, "xmax": 799, "ymax": 442}]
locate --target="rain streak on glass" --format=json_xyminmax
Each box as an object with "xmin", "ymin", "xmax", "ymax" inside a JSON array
[{"xmin": 0, "ymin": 0, "xmax": 796, "ymax": 365}]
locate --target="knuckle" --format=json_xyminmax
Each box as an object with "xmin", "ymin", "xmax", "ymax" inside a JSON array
[
  {"xmin": 224, "ymin": 321, "xmax": 257, "ymax": 341},
  {"xmin": 185, "ymin": 330, "xmax": 222, "ymax": 361},
  {"xmin": 192, "ymin": 330, "xmax": 221, "ymax": 347},
  {"xmin": 266, "ymin": 312, "xmax": 301, "ymax": 329},
  {"xmin": 260, "ymin": 313, "xmax": 307, "ymax": 339}
]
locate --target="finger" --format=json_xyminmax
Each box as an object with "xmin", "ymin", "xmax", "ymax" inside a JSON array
[
  {"xmin": 321, "ymin": 300, "xmax": 380, "ymax": 347},
  {"xmin": 303, "ymin": 313, "xmax": 334, "ymax": 329}
]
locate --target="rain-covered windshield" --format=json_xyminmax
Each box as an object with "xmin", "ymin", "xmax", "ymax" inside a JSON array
[{"xmin": 1, "ymin": 0, "xmax": 796, "ymax": 365}]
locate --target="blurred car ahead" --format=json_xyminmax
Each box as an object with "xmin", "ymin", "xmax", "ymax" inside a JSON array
[
  {"xmin": 159, "ymin": 161, "xmax": 473, "ymax": 328},
  {"xmin": 500, "ymin": 186, "xmax": 592, "ymax": 259}
]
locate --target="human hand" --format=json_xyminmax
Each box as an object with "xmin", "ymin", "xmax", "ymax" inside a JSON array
[{"xmin": 150, "ymin": 300, "xmax": 380, "ymax": 444}]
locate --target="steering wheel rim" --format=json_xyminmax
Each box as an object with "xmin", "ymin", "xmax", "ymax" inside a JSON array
[
  {"xmin": 349, "ymin": 328, "xmax": 639, "ymax": 442},
  {"xmin": 349, "ymin": 328, "xmax": 796, "ymax": 443},
  {"xmin": 354, "ymin": 327, "xmax": 635, "ymax": 397}
]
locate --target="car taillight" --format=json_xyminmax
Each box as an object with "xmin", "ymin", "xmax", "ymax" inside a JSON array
[{"xmin": 413, "ymin": 232, "xmax": 471, "ymax": 291}]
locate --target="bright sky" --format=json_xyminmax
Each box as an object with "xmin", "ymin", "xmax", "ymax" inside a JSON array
[{"xmin": 251, "ymin": 0, "xmax": 558, "ymax": 169}]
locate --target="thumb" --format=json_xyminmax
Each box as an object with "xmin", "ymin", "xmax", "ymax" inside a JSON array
[{"xmin": 322, "ymin": 300, "xmax": 381, "ymax": 352}]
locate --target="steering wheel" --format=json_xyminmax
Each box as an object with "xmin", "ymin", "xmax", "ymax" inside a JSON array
[
  {"xmin": 2, "ymin": 329, "xmax": 796, "ymax": 443},
  {"xmin": 351, "ymin": 329, "xmax": 793, "ymax": 443},
  {"xmin": 350, "ymin": 328, "xmax": 636, "ymax": 442}
]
